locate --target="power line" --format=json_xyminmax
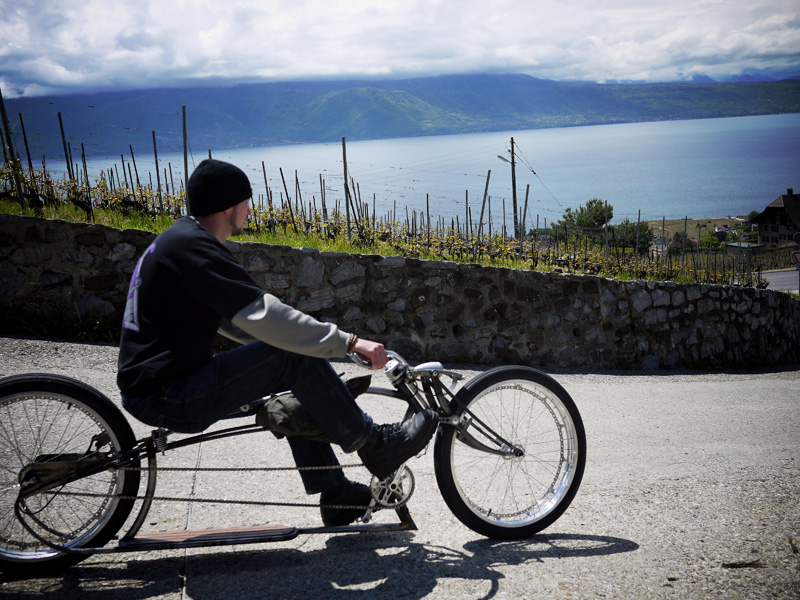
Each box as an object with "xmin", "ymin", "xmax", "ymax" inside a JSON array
[{"xmin": 512, "ymin": 140, "xmax": 566, "ymax": 213}]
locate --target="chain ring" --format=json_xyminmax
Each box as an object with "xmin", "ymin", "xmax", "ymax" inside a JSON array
[{"xmin": 369, "ymin": 466, "xmax": 415, "ymax": 509}]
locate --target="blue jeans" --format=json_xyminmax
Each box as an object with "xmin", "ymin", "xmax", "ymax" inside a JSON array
[{"xmin": 121, "ymin": 342, "xmax": 374, "ymax": 494}]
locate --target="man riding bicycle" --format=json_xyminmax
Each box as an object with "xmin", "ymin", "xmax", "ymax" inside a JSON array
[{"xmin": 117, "ymin": 158, "xmax": 437, "ymax": 527}]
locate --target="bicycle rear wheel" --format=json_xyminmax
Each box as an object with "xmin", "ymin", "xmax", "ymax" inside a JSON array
[
  {"xmin": 434, "ymin": 366, "xmax": 585, "ymax": 539},
  {"xmin": 0, "ymin": 374, "xmax": 140, "ymax": 575}
]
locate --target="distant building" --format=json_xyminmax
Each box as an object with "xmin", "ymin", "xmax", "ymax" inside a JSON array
[
  {"xmin": 749, "ymin": 188, "xmax": 800, "ymax": 248},
  {"xmin": 713, "ymin": 223, "xmax": 730, "ymax": 242},
  {"xmin": 725, "ymin": 240, "xmax": 766, "ymax": 256},
  {"xmin": 712, "ymin": 230, "xmax": 728, "ymax": 242},
  {"xmin": 649, "ymin": 236, "xmax": 668, "ymax": 259}
]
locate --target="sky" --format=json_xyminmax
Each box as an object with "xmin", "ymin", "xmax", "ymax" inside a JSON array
[{"xmin": 1, "ymin": 0, "xmax": 799, "ymax": 98}]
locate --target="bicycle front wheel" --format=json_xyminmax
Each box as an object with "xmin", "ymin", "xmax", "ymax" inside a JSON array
[
  {"xmin": 0, "ymin": 374, "xmax": 140, "ymax": 575},
  {"xmin": 434, "ymin": 366, "xmax": 585, "ymax": 539}
]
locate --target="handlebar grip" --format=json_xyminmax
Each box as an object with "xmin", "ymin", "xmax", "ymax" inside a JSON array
[
  {"xmin": 347, "ymin": 352, "xmax": 372, "ymax": 368},
  {"xmin": 347, "ymin": 350, "xmax": 408, "ymax": 371}
]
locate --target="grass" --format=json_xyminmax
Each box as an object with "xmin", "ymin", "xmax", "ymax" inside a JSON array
[
  {"xmin": 0, "ymin": 199, "xmax": 553, "ymax": 271},
  {"xmin": 646, "ymin": 216, "xmax": 745, "ymax": 240},
  {"xmin": 4, "ymin": 201, "xmax": 177, "ymax": 234},
  {"xmin": 1, "ymin": 161, "xmax": 792, "ymax": 284},
  {"xmin": 0, "ymin": 197, "xmax": 780, "ymax": 286}
]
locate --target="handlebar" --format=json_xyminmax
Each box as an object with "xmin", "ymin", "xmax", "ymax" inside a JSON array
[
  {"xmin": 348, "ymin": 349, "xmax": 464, "ymax": 393},
  {"xmin": 347, "ymin": 350, "xmax": 408, "ymax": 371}
]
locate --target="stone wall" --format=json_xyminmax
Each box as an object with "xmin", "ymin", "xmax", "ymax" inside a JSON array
[{"xmin": 2, "ymin": 213, "xmax": 799, "ymax": 369}]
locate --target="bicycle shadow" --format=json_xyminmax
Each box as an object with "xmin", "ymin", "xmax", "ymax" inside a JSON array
[{"xmin": 1, "ymin": 531, "xmax": 638, "ymax": 600}]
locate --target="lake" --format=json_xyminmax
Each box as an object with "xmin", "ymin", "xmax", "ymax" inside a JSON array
[{"xmin": 87, "ymin": 113, "xmax": 800, "ymax": 230}]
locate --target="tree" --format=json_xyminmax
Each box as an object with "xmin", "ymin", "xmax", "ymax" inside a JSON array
[
  {"xmin": 669, "ymin": 230, "xmax": 696, "ymax": 255},
  {"xmin": 699, "ymin": 230, "xmax": 722, "ymax": 250},
  {"xmin": 613, "ymin": 218, "xmax": 654, "ymax": 253},
  {"xmin": 554, "ymin": 198, "xmax": 612, "ymax": 241}
]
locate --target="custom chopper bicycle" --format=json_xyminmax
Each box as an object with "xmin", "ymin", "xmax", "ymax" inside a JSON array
[{"xmin": 0, "ymin": 351, "xmax": 585, "ymax": 575}]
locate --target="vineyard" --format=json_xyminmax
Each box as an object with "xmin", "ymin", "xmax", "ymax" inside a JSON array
[{"xmin": 1, "ymin": 157, "xmax": 795, "ymax": 289}]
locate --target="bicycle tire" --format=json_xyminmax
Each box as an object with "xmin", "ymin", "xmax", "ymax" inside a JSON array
[
  {"xmin": 433, "ymin": 366, "xmax": 585, "ymax": 539},
  {"xmin": 0, "ymin": 373, "xmax": 140, "ymax": 575}
]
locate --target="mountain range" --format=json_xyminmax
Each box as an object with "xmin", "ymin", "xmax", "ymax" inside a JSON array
[{"xmin": 3, "ymin": 73, "xmax": 800, "ymax": 162}]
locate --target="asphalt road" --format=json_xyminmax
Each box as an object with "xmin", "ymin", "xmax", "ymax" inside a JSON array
[
  {"xmin": 764, "ymin": 268, "xmax": 800, "ymax": 294},
  {"xmin": 0, "ymin": 337, "xmax": 798, "ymax": 600}
]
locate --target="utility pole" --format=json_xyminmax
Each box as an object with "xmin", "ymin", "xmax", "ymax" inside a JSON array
[
  {"xmin": 342, "ymin": 137, "xmax": 351, "ymax": 240},
  {"xmin": 498, "ymin": 138, "xmax": 519, "ymax": 241},
  {"xmin": 511, "ymin": 137, "xmax": 518, "ymax": 241},
  {"xmin": 182, "ymin": 105, "xmax": 188, "ymax": 205}
]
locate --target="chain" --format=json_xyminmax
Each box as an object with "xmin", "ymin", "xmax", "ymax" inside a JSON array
[
  {"xmin": 120, "ymin": 463, "xmax": 364, "ymax": 473},
  {"xmin": 51, "ymin": 460, "xmax": 411, "ymax": 510},
  {"xmin": 47, "ymin": 489, "xmax": 384, "ymax": 510}
]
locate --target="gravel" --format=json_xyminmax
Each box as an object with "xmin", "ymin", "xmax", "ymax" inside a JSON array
[{"xmin": 1, "ymin": 336, "xmax": 798, "ymax": 599}]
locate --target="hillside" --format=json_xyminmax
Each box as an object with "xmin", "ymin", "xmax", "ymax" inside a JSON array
[
  {"xmin": 646, "ymin": 217, "xmax": 745, "ymax": 241},
  {"xmin": 4, "ymin": 74, "xmax": 800, "ymax": 160}
]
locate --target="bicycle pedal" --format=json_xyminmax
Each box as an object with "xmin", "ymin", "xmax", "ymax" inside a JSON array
[{"xmin": 370, "ymin": 465, "xmax": 415, "ymax": 508}]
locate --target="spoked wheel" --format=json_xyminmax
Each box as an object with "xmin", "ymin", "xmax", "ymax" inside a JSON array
[
  {"xmin": 0, "ymin": 374, "xmax": 140, "ymax": 575},
  {"xmin": 434, "ymin": 366, "xmax": 585, "ymax": 539}
]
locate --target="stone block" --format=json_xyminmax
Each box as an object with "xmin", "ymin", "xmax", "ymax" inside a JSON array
[
  {"xmin": 631, "ymin": 290, "xmax": 652, "ymax": 312},
  {"xmin": 263, "ymin": 273, "xmax": 290, "ymax": 290},
  {"xmin": 366, "ymin": 316, "xmax": 386, "ymax": 334},
  {"xmin": 297, "ymin": 257, "xmax": 325, "ymax": 288},
  {"xmin": 686, "ymin": 286, "xmax": 703, "ymax": 301},
  {"xmin": 0, "ymin": 269, "xmax": 25, "ymax": 298},
  {"xmin": 75, "ymin": 230, "xmax": 106, "ymax": 246},
  {"xmin": 641, "ymin": 355, "xmax": 660, "ymax": 370},
  {"xmin": 387, "ymin": 298, "xmax": 406, "ymax": 311},
  {"xmin": 377, "ymin": 256, "xmax": 405, "ymax": 268},
  {"xmin": 75, "ymin": 296, "xmax": 115, "ymax": 317},
  {"xmin": 333, "ymin": 282, "xmax": 363, "ymax": 304},
  {"xmin": 61, "ymin": 251, "xmax": 94, "ymax": 264},
  {"xmin": 10, "ymin": 244, "xmax": 51, "ymax": 265},
  {"xmin": 84, "ymin": 274, "xmax": 119, "ymax": 291},
  {"xmin": 652, "ymin": 289, "xmax": 670, "ymax": 306},
  {"xmin": 297, "ymin": 290, "xmax": 335, "ymax": 313},
  {"xmin": 344, "ymin": 306, "xmax": 365, "ymax": 321},
  {"xmin": 244, "ymin": 249, "xmax": 277, "ymax": 272},
  {"xmin": 108, "ymin": 243, "xmax": 137, "ymax": 262},
  {"xmin": 330, "ymin": 261, "xmax": 366, "ymax": 285}
]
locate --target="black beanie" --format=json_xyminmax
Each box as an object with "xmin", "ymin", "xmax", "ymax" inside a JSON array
[{"xmin": 186, "ymin": 159, "xmax": 253, "ymax": 216}]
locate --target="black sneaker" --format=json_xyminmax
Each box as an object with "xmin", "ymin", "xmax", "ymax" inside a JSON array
[
  {"xmin": 320, "ymin": 478, "xmax": 372, "ymax": 527},
  {"xmin": 357, "ymin": 409, "xmax": 438, "ymax": 479}
]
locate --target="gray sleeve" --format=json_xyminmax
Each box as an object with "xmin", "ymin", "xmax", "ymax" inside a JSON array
[
  {"xmin": 217, "ymin": 318, "xmax": 256, "ymax": 345},
  {"xmin": 231, "ymin": 293, "xmax": 350, "ymax": 358}
]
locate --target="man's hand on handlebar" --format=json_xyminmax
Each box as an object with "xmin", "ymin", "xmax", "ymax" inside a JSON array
[{"xmin": 351, "ymin": 338, "xmax": 388, "ymax": 370}]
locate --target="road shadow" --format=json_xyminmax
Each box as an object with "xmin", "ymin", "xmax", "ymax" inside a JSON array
[{"xmin": 1, "ymin": 531, "xmax": 638, "ymax": 599}]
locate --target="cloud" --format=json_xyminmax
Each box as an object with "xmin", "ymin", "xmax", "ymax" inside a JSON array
[{"xmin": 1, "ymin": 0, "xmax": 799, "ymax": 97}]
